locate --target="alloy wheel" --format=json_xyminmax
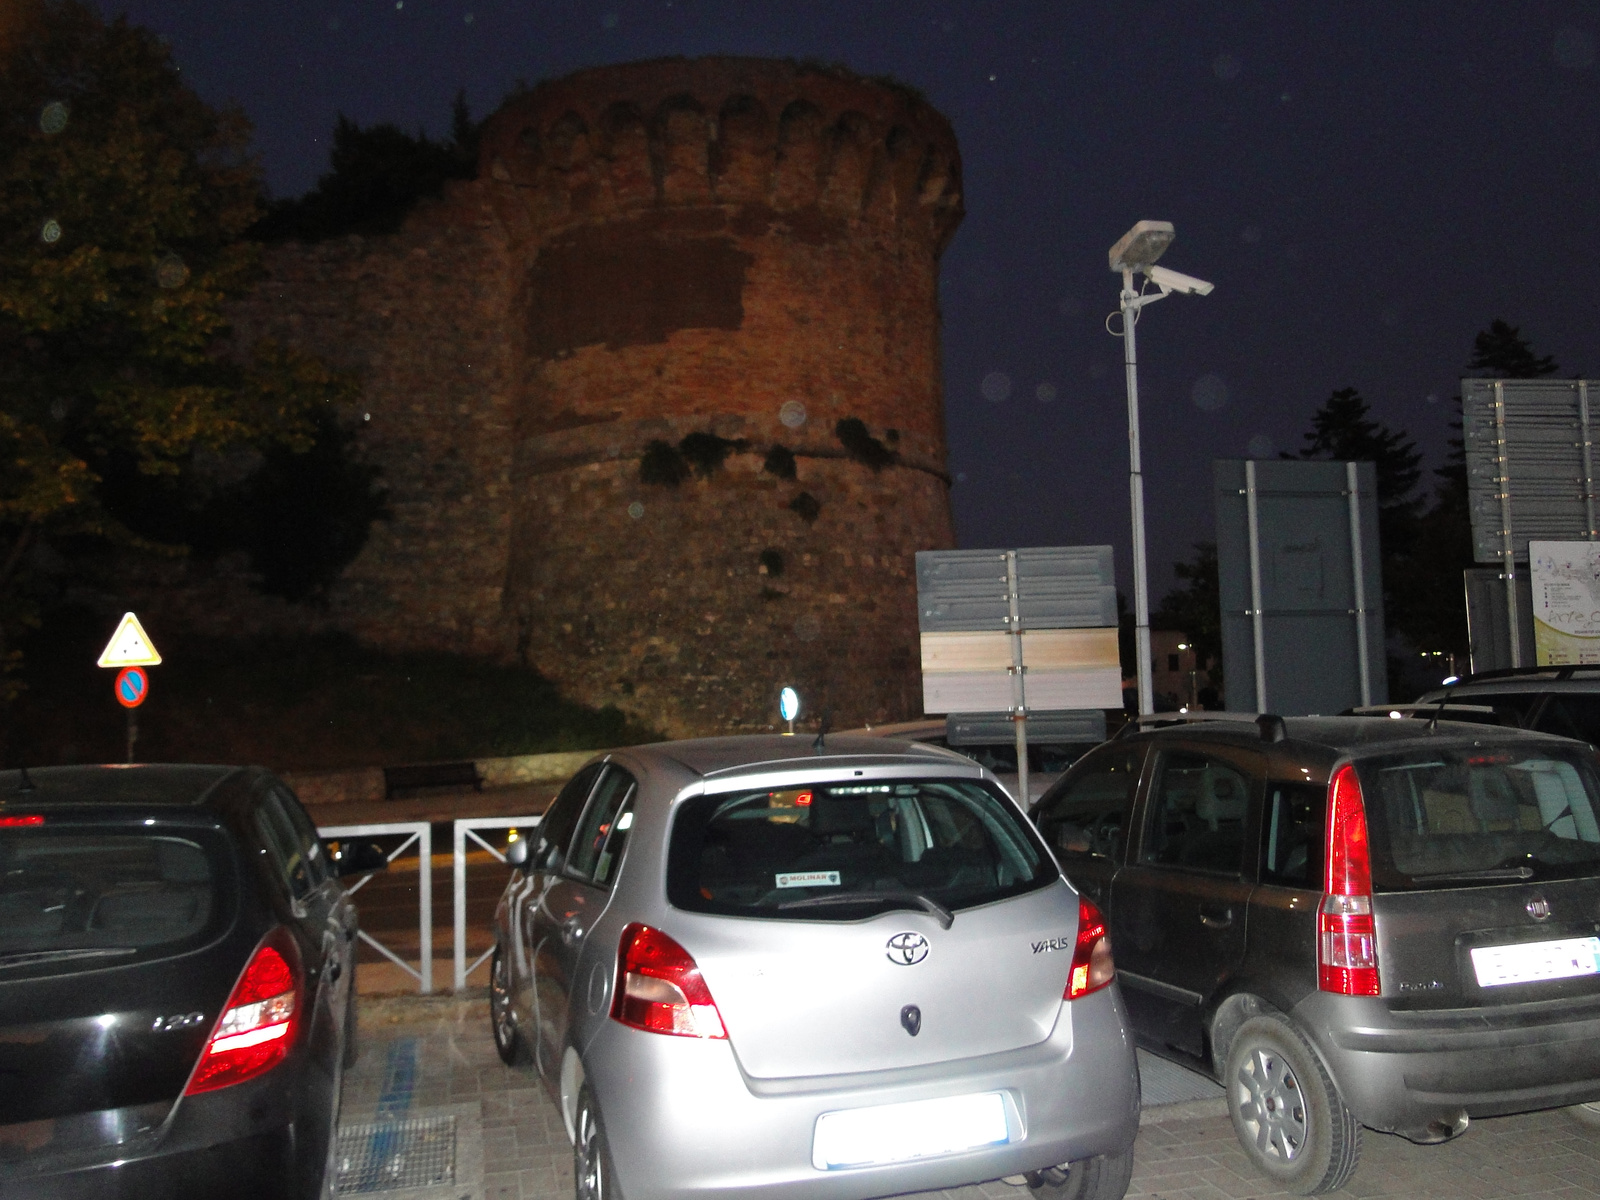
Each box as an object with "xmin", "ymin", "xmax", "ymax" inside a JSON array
[
  {"xmin": 1234, "ymin": 1045, "xmax": 1308, "ymax": 1161},
  {"xmin": 575, "ymin": 1098, "xmax": 605, "ymax": 1200},
  {"xmin": 491, "ymin": 950, "xmax": 515, "ymax": 1054}
]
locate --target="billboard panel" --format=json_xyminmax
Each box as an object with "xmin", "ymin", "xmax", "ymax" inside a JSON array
[
  {"xmin": 1216, "ymin": 459, "xmax": 1386, "ymax": 715},
  {"xmin": 1464, "ymin": 378, "xmax": 1600, "ymax": 564},
  {"xmin": 1529, "ymin": 541, "xmax": 1600, "ymax": 665}
]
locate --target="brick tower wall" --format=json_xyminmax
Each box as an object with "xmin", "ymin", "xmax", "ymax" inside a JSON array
[{"xmin": 229, "ymin": 57, "xmax": 964, "ymax": 737}]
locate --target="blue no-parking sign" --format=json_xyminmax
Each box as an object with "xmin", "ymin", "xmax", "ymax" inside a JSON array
[{"xmin": 115, "ymin": 666, "xmax": 149, "ymax": 709}]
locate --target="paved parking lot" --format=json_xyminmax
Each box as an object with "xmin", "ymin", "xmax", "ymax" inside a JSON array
[{"xmin": 341, "ymin": 995, "xmax": 1600, "ymax": 1200}]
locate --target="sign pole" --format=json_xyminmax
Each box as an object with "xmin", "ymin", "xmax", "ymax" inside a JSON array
[
  {"xmin": 127, "ymin": 709, "xmax": 138, "ymax": 764},
  {"xmin": 1005, "ymin": 551, "xmax": 1030, "ymax": 806}
]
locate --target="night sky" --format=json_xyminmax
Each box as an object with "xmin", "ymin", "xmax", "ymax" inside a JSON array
[{"xmin": 98, "ymin": 0, "xmax": 1600, "ymax": 599}]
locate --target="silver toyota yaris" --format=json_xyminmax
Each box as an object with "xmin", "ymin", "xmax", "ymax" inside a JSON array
[{"xmin": 489, "ymin": 735, "xmax": 1140, "ymax": 1200}]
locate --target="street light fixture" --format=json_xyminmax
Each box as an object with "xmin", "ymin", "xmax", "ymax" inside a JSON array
[{"xmin": 1108, "ymin": 221, "xmax": 1214, "ymax": 716}]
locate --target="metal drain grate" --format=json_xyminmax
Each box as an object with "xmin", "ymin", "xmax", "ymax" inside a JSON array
[
  {"xmin": 337, "ymin": 1114, "xmax": 457, "ymax": 1193},
  {"xmin": 1137, "ymin": 1049, "xmax": 1225, "ymax": 1106}
]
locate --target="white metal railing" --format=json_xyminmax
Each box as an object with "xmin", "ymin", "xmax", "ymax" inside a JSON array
[
  {"xmin": 452, "ymin": 816, "xmax": 542, "ymax": 991},
  {"xmin": 319, "ymin": 821, "xmax": 434, "ymax": 995}
]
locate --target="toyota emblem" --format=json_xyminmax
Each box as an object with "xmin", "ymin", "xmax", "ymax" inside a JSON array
[
  {"xmin": 886, "ymin": 932, "xmax": 929, "ymax": 965},
  {"xmin": 1527, "ymin": 895, "xmax": 1552, "ymax": 921}
]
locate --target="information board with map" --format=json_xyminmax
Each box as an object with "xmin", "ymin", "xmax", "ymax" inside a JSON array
[{"xmin": 1530, "ymin": 541, "xmax": 1600, "ymax": 665}]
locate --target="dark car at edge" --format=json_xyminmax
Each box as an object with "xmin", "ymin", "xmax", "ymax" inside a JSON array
[{"xmin": 0, "ymin": 764, "xmax": 378, "ymax": 1199}]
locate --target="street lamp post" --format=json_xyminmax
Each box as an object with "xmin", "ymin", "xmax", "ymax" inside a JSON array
[{"xmin": 1107, "ymin": 221, "xmax": 1213, "ymax": 716}]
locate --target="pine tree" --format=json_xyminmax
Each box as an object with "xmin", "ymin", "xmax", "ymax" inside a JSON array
[{"xmin": 1287, "ymin": 388, "xmax": 1423, "ymax": 640}]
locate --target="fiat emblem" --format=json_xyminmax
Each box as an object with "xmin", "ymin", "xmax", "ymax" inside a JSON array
[
  {"xmin": 886, "ymin": 932, "xmax": 929, "ymax": 965},
  {"xmin": 1526, "ymin": 895, "xmax": 1552, "ymax": 922}
]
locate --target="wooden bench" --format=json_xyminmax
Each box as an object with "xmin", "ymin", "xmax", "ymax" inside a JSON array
[{"xmin": 383, "ymin": 761, "xmax": 483, "ymax": 799}]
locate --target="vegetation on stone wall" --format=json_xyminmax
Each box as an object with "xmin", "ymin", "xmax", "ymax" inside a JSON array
[
  {"xmin": 639, "ymin": 439, "xmax": 691, "ymax": 486},
  {"xmin": 835, "ymin": 417, "xmax": 897, "ymax": 470},
  {"xmin": 763, "ymin": 444, "xmax": 797, "ymax": 479},
  {"xmin": 678, "ymin": 431, "xmax": 745, "ymax": 477},
  {"xmin": 253, "ymin": 93, "xmax": 480, "ymax": 242},
  {"xmin": 789, "ymin": 492, "xmax": 822, "ymax": 523},
  {"xmin": 0, "ymin": 1, "xmax": 363, "ymax": 696}
]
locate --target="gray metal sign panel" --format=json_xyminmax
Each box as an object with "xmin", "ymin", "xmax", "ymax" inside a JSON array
[
  {"xmin": 1464, "ymin": 378, "xmax": 1600, "ymax": 564},
  {"xmin": 915, "ymin": 547, "xmax": 1116, "ymax": 631},
  {"xmin": 1216, "ymin": 459, "xmax": 1387, "ymax": 715},
  {"xmin": 1464, "ymin": 567, "xmax": 1535, "ymax": 674},
  {"xmin": 946, "ymin": 711, "xmax": 1108, "ymax": 745}
]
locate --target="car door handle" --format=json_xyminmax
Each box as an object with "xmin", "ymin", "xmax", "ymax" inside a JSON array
[{"xmin": 1199, "ymin": 906, "xmax": 1233, "ymax": 929}]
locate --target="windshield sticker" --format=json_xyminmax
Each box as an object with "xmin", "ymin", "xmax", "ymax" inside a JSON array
[{"xmin": 776, "ymin": 870, "xmax": 841, "ymax": 889}]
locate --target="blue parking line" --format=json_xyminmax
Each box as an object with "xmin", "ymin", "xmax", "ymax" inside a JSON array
[{"xmin": 360, "ymin": 1036, "xmax": 419, "ymax": 1187}]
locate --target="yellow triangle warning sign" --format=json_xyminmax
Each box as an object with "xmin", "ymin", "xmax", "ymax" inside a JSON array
[{"xmin": 97, "ymin": 612, "xmax": 162, "ymax": 668}]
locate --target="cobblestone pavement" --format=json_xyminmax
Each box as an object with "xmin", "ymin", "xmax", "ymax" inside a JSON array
[{"xmin": 341, "ymin": 995, "xmax": 1600, "ymax": 1200}]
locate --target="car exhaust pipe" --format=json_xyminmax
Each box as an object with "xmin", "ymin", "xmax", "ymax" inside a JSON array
[{"xmin": 1414, "ymin": 1111, "xmax": 1470, "ymax": 1144}]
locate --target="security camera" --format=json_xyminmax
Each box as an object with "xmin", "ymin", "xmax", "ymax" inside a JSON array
[{"xmin": 1147, "ymin": 265, "xmax": 1214, "ymax": 296}]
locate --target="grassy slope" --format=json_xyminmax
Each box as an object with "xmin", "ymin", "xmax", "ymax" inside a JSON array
[{"xmin": 5, "ymin": 607, "xmax": 658, "ymax": 771}]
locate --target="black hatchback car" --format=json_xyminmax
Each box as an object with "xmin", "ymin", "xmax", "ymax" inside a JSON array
[
  {"xmin": 1032, "ymin": 714, "xmax": 1600, "ymax": 1194},
  {"xmin": 0, "ymin": 765, "xmax": 373, "ymax": 1199}
]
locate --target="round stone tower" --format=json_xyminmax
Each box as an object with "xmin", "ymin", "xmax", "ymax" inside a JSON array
[{"xmin": 478, "ymin": 57, "xmax": 964, "ymax": 736}]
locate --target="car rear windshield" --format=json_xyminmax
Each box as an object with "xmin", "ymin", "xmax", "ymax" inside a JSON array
[
  {"xmin": 0, "ymin": 826, "xmax": 230, "ymax": 974},
  {"xmin": 1358, "ymin": 745, "xmax": 1600, "ymax": 888},
  {"xmin": 667, "ymin": 777, "xmax": 1058, "ymax": 920}
]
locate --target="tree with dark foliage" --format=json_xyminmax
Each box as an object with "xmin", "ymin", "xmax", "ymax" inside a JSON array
[
  {"xmin": 1152, "ymin": 541, "xmax": 1222, "ymax": 692},
  {"xmin": 1401, "ymin": 321, "xmax": 1560, "ymax": 667},
  {"xmin": 0, "ymin": 1, "xmax": 357, "ymax": 694},
  {"xmin": 1287, "ymin": 387, "xmax": 1423, "ymax": 622},
  {"xmin": 254, "ymin": 92, "xmax": 480, "ymax": 242}
]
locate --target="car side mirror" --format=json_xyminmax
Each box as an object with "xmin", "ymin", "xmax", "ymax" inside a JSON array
[
  {"xmin": 505, "ymin": 837, "xmax": 530, "ymax": 870},
  {"xmin": 328, "ymin": 839, "xmax": 389, "ymax": 877}
]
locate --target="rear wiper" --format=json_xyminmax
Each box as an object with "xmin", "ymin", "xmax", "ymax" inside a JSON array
[
  {"xmin": 1409, "ymin": 866, "xmax": 1536, "ymax": 882},
  {"xmin": 777, "ymin": 889, "xmax": 955, "ymax": 929},
  {"xmin": 0, "ymin": 947, "xmax": 138, "ymax": 968}
]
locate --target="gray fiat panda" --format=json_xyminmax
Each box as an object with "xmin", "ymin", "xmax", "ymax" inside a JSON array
[{"xmin": 1032, "ymin": 713, "xmax": 1600, "ymax": 1194}]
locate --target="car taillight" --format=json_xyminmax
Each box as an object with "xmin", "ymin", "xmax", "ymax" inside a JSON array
[
  {"xmin": 186, "ymin": 928, "xmax": 302, "ymax": 1095},
  {"xmin": 1065, "ymin": 895, "xmax": 1115, "ymax": 1000},
  {"xmin": 1319, "ymin": 762, "xmax": 1380, "ymax": 996},
  {"xmin": 0, "ymin": 815, "xmax": 44, "ymax": 827},
  {"xmin": 611, "ymin": 923, "xmax": 727, "ymax": 1039}
]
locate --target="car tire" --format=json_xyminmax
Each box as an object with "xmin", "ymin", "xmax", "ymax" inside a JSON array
[
  {"xmin": 1224, "ymin": 1016, "xmax": 1360, "ymax": 1195},
  {"xmin": 1566, "ymin": 1101, "xmax": 1600, "ymax": 1131},
  {"xmin": 491, "ymin": 945, "xmax": 530, "ymax": 1067},
  {"xmin": 574, "ymin": 1084, "xmax": 622, "ymax": 1200},
  {"xmin": 1025, "ymin": 1142, "xmax": 1134, "ymax": 1200}
]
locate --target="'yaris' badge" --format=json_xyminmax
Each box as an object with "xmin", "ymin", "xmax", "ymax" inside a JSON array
[{"xmin": 886, "ymin": 932, "xmax": 930, "ymax": 965}]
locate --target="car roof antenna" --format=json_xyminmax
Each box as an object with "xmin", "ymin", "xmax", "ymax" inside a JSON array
[
  {"xmin": 812, "ymin": 712, "xmax": 833, "ymax": 754},
  {"xmin": 17, "ymin": 764, "xmax": 36, "ymax": 793},
  {"xmin": 1427, "ymin": 681, "xmax": 1458, "ymax": 733}
]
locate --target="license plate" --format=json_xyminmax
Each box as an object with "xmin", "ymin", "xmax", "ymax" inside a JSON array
[
  {"xmin": 812, "ymin": 1092, "xmax": 1012, "ymax": 1170},
  {"xmin": 1470, "ymin": 936, "xmax": 1600, "ymax": 988}
]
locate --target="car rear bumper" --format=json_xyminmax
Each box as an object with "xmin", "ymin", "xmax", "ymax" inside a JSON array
[
  {"xmin": 0, "ymin": 1065, "xmax": 326, "ymax": 1200},
  {"xmin": 584, "ymin": 985, "xmax": 1141, "ymax": 1200},
  {"xmin": 1295, "ymin": 992, "xmax": 1600, "ymax": 1139},
  {"xmin": 1, "ymin": 1128, "xmax": 301, "ymax": 1200}
]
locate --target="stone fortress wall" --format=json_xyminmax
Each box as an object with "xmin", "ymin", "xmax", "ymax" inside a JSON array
[{"xmin": 229, "ymin": 57, "xmax": 964, "ymax": 737}]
